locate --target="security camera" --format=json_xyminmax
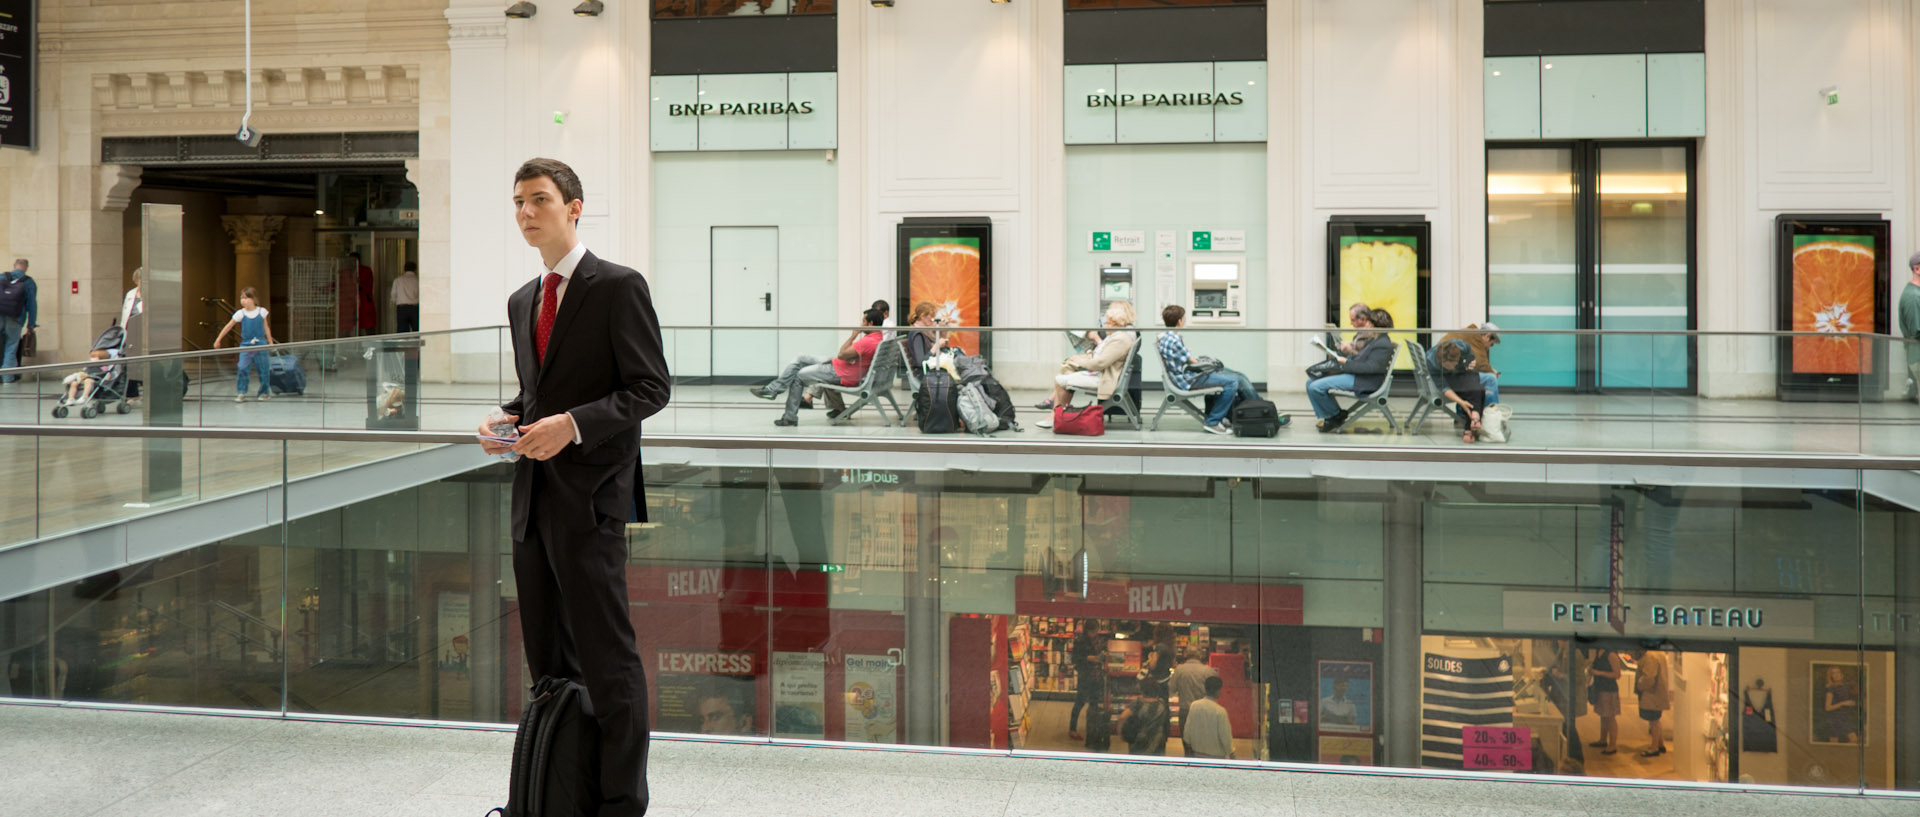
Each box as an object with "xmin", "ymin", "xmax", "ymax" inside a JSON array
[{"xmin": 234, "ymin": 125, "xmax": 264, "ymax": 148}]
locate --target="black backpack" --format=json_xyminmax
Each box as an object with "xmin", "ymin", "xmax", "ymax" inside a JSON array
[
  {"xmin": 495, "ymin": 676, "xmax": 601, "ymax": 817},
  {"xmin": 1230, "ymin": 398, "xmax": 1283, "ymax": 437},
  {"xmin": 916, "ymin": 370, "xmax": 961, "ymax": 433},
  {"xmin": 980, "ymin": 375, "xmax": 1019, "ymax": 431}
]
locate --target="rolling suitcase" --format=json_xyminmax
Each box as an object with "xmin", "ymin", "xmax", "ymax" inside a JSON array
[
  {"xmin": 1229, "ymin": 398, "xmax": 1284, "ymax": 437},
  {"xmin": 268, "ymin": 353, "xmax": 307, "ymax": 395}
]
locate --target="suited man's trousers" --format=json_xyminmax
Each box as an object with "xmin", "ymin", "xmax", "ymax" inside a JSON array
[{"xmin": 513, "ymin": 483, "xmax": 651, "ymax": 817}]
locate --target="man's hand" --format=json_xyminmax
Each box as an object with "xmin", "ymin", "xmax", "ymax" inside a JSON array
[
  {"xmin": 478, "ymin": 414, "xmax": 518, "ymax": 455},
  {"xmin": 513, "ymin": 414, "xmax": 577, "ymax": 461}
]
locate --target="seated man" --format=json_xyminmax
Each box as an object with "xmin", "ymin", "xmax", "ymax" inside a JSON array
[
  {"xmin": 750, "ymin": 307, "xmax": 884, "ymax": 427},
  {"xmin": 1035, "ymin": 301, "xmax": 1136, "ymax": 428},
  {"xmin": 1156, "ymin": 305, "xmax": 1259, "ymax": 435},
  {"xmin": 1338, "ymin": 301, "xmax": 1377, "ymax": 355},
  {"xmin": 1306, "ymin": 308, "xmax": 1396, "ymax": 433},
  {"xmin": 1437, "ymin": 322, "xmax": 1501, "ymax": 407}
]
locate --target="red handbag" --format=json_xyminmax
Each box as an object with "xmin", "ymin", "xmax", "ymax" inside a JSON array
[{"xmin": 1051, "ymin": 403, "xmax": 1106, "ymax": 436}]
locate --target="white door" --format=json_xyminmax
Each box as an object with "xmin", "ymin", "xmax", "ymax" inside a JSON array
[{"xmin": 711, "ymin": 227, "xmax": 781, "ymax": 377}]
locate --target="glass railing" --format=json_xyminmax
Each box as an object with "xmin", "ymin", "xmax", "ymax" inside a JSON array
[
  {"xmin": 0, "ymin": 429, "xmax": 1907, "ymax": 796},
  {"xmin": 5, "ymin": 326, "xmax": 1920, "ymax": 460}
]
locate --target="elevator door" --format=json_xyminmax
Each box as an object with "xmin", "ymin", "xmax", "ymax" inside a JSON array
[
  {"xmin": 710, "ymin": 227, "xmax": 781, "ymax": 378},
  {"xmin": 1487, "ymin": 142, "xmax": 1696, "ymax": 392}
]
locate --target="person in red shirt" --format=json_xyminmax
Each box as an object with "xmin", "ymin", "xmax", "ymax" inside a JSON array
[
  {"xmin": 750, "ymin": 308, "xmax": 883, "ymax": 426},
  {"xmin": 351, "ymin": 251, "xmax": 378, "ymax": 334}
]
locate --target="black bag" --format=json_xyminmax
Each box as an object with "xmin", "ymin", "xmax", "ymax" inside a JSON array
[
  {"xmin": 980, "ymin": 375, "xmax": 1018, "ymax": 431},
  {"xmin": 1305, "ymin": 359, "xmax": 1341, "ymax": 379},
  {"xmin": 1186, "ymin": 355, "xmax": 1224, "ymax": 374},
  {"xmin": 268, "ymin": 353, "xmax": 307, "ymax": 395},
  {"xmin": 915, "ymin": 369, "xmax": 961, "ymax": 434},
  {"xmin": 498, "ymin": 676, "xmax": 601, "ymax": 817},
  {"xmin": 1230, "ymin": 398, "xmax": 1283, "ymax": 437}
]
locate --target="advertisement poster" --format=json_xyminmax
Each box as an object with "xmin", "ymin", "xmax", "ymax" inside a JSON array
[
  {"xmin": 657, "ymin": 650, "xmax": 758, "ymax": 736},
  {"xmin": 1316, "ymin": 660, "xmax": 1374, "ymax": 735},
  {"xmin": 1318, "ymin": 735, "xmax": 1374, "ymax": 765},
  {"xmin": 1789, "ymin": 235, "xmax": 1876, "ymax": 375},
  {"xmin": 0, "ymin": 0, "xmax": 35, "ymax": 150},
  {"xmin": 844, "ymin": 654, "xmax": 898, "ymax": 743},
  {"xmin": 1337, "ymin": 236, "xmax": 1419, "ymax": 370},
  {"xmin": 435, "ymin": 592, "xmax": 472, "ymax": 719},
  {"xmin": 771, "ymin": 651, "xmax": 827, "ymax": 739},
  {"xmin": 907, "ymin": 237, "xmax": 983, "ymax": 356},
  {"xmin": 1809, "ymin": 661, "xmax": 1865, "ymax": 745}
]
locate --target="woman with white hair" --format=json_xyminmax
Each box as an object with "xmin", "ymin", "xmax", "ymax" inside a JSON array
[{"xmin": 1035, "ymin": 300, "xmax": 1136, "ymax": 429}]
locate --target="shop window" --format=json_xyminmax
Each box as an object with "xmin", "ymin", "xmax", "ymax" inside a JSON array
[{"xmin": 653, "ymin": 0, "xmax": 833, "ymax": 18}]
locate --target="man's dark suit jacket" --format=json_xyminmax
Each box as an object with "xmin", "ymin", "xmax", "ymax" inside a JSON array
[{"xmin": 502, "ymin": 250, "xmax": 671, "ymax": 540}]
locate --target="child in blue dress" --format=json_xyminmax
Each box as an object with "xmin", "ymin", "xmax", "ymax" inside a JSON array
[{"xmin": 212, "ymin": 287, "xmax": 278, "ymax": 402}]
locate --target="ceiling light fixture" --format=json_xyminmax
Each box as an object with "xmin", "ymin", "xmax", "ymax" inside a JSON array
[
  {"xmin": 871, "ymin": 0, "xmax": 894, "ymax": 7},
  {"xmin": 505, "ymin": 1, "xmax": 537, "ymax": 18},
  {"xmin": 572, "ymin": 0, "xmax": 602, "ymax": 16}
]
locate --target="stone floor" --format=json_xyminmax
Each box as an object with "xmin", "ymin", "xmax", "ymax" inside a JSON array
[{"xmin": 1, "ymin": 704, "xmax": 1913, "ymax": 817}]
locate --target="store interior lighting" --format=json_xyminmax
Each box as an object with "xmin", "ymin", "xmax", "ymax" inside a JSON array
[
  {"xmin": 504, "ymin": 0, "xmax": 537, "ymax": 17},
  {"xmin": 871, "ymin": 0, "xmax": 894, "ymax": 7},
  {"xmin": 572, "ymin": 0, "xmax": 603, "ymax": 15}
]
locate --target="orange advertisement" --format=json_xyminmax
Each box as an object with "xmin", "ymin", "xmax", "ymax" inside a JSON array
[
  {"xmin": 907, "ymin": 239, "xmax": 982, "ymax": 355},
  {"xmin": 1790, "ymin": 237, "xmax": 1876, "ymax": 375}
]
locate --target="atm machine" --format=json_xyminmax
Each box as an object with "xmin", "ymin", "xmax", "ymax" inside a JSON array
[
  {"xmin": 1186, "ymin": 257, "xmax": 1245, "ymax": 325},
  {"xmin": 1098, "ymin": 263, "xmax": 1133, "ymax": 318}
]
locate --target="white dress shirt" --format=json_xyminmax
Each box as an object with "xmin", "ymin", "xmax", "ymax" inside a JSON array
[
  {"xmin": 390, "ymin": 271, "xmax": 419, "ymax": 306},
  {"xmin": 535, "ymin": 242, "xmax": 588, "ymax": 445}
]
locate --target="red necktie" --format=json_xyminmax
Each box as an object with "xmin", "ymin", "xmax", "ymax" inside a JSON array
[{"xmin": 535, "ymin": 272, "xmax": 560, "ymax": 364}]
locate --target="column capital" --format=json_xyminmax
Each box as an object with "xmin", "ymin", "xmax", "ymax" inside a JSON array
[{"xmin": 221, "ymin": 214, "xmax": 287, "ymax": 253}]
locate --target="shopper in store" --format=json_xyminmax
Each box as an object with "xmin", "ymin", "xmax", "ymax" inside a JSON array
[
  {"xmin": 1120, "ymin": 678, "xmax": 1171, "ymax": 756},
  {"xmin": 1437, "ymin": 322, "xmax": 1502, "ymax": 407},
  {"xmin": 1184, "ymin": 675, "xmax": 1235, "ymax": 760},
  {"xmin": 1034, "ymin": 301, "xmax": 1137, "ymax": 425},
  {"xmin": 1634, "ymin": 648, "xmax": 1672, "ymax": 758},
  {"xmin": 1168, "ymin": 645, "xmax": 1218, "ymax": 742},
  {"xmin": 748, "ymin": 307, "xmax": 885, "ymax": 426},
  {"xmin": 1588, "ymin": 648, "xmax": 1624, "ymax": 755},
  {"xmin": 1307, "ymin": 309, "xmax": 1398, "ymax": 433},
  {"xmin": 1143, "ymin": 623, "xmax": 1177, "ymax": 683},
  {"xmin": 1067, "ymin": 628, "xmax": 1107, "ymax": 742},
  {"xmin": 1156, "ymin": 304, "xmax": 1262, "ymax": 435}
]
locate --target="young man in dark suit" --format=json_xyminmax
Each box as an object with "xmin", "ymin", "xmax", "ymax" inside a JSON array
[{"xmin": 479, "ymin": 157, "xmax": 671, "ymax": 816}]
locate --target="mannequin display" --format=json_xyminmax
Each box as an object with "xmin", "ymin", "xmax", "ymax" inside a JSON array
[{"xmin": 1741, "ymin": 679, "xmax": 1777, "ymax": 753}]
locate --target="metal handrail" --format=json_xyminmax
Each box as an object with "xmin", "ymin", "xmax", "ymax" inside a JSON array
[{"xmin": 0, "ymin": 423, "xmax": 1915, "ymax": 471}]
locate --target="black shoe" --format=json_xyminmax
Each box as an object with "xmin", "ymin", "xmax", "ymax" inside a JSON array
[
  {"xmin": 1316, "ymin": 417, "xmax": 1343, "ymax": 433},
  {"xmin": 1638, "ymin": 747, "xmax": 1665, "ymax": 758},
  {"xmin": 826, "ymin": 409, "xmax": 844, "ymax": 420},
  {"xmin": 799, "ymin": 398, "xmax": 814, "ymax": 410},
  {"xmin": 749, "ymin": 386, "xmax": 777, "ymax": 400},
  {"xmin": 774, "ymin": 417, "xmax": 797, "ymax": 427},
  {"xmin": 1588, "ymin": 741, "xmax": 1609, "ymax": 748}
]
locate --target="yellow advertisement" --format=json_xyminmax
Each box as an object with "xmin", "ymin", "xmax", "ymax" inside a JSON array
[{"xmin": 1338, "ymin": 237, "xmax": 1419, "ymax": 370}]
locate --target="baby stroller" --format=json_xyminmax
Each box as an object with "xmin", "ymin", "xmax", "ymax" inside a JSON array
[{"xmin": 52, "ymin": 325, "xmax": 131, "ymax": 419}]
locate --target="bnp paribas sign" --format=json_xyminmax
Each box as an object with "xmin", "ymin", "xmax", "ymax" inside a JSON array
[
  {"xmin": 1065, "ymin": 61, "xmax": 1266, "ymax": 145},
  {"xmin": 651, "ymin": 72, "xmax": 835, "ymax": 152}
]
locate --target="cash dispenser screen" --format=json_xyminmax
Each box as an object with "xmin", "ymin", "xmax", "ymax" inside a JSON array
[
  {"xmin": 1194, "ymin": 289, "xmax": 1229, "ymax": 309},
  {"xmin": 1193, "ymin": 262, "xmax": 1239, "ymax": 281}
]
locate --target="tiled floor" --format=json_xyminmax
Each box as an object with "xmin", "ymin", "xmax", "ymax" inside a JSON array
[{"xmin": 1, "ymin": 704, "xmax": 1911, "ymax": 817}]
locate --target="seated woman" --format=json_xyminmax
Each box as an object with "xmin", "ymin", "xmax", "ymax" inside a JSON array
[
  {"xmin": 1430, "ymin": 338, "xmax": 1486, "ymax": 443},
  {"xmin": 1036, "ymin": 301, "xmax": 1137, "ymax": 428},
  {"xmin": 903, "ymin": 300, "xmax": 948, "ymax": 371},
  {"xmin": 1306, "ymin": 308, "xmax": 1396, "ymax": 433}
]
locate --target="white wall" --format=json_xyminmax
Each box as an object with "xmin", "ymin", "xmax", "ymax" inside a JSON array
[
  {"xmin": 651, "ymin": 151, "xmax": 839, "ymax": 378},
  {"xmin": 1064, "ymin": 144, "xmax": 1268, "ymax": 384}
]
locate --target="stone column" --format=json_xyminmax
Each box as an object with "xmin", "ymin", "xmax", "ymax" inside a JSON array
[{"xmin": 221, "ymin": 215, "xmax": 286, "ymax": 308}]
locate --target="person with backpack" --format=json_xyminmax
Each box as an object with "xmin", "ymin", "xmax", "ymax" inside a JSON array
[
  {"xmin": 0, "ymin": 258, "xmax": 39, "ymax": 383},
  {"xmin": 749, "ymin": 307, "xmax": 884, "ymax": 427},
  {"xmin": 1156, "ymin": 305, "xmax": 1260, "ymax": 435}
]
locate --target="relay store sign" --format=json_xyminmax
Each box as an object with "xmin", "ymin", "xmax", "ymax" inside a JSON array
[
  {"xmin": 1502, "ymin": 590, "xmax": 1816, "ymax": 642},
  {"xmin": 1014, "ymin": 575, "xmax": 1302, "ymax": 625},
  {"xmin": 651, "ymin": 71, "xmax": 836, "ymax": 152},
  {"xmin": 1065, "ymin": 61, "xmax": 1266, "ymax": 145}
]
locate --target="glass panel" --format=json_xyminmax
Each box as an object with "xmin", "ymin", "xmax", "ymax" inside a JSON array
[
  {"xmin": 1488, "ymin": 148, "xmax": 1578, "ymax": 388},
  {"xmin": 1598, "ymin": 146, "xmax": 1690, "ymax": 389}
]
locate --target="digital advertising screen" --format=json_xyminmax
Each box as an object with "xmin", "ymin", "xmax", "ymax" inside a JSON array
[
  {"xmin": 899, "ymin": 218, "xmax": 993, "ymax": 360},
  {"xmin": 1328, "ymin": 218, "xmax": 1432, "ymax": 372},
  {"xmin": 1774, "ymin": 214, "xmax": 1890, "ymax": 399}
]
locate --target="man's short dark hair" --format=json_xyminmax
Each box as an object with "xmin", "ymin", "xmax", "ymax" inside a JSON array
[
  {"xmin": 1162, "ymin": 304, "xmax": 1185, "ymax": 327},
  {"xmin": 1204, "ymin": 675, "xmax": 1224, "ymax": 697},
  {"xmin": 862, "ymin": 308, "xmax": 885, "ymax": 326},
  {"xmin": 348, "ymin": 251, "xmax": 361, "ymax": 261},
  {"xmin": 871, "ymin": 299, "xmax": 891, "ymax": 315},
  {"xmin": 404, "ymin": 261, "xmax": 418, "ymax": 273},
  {"xmin": 514, "ymin": 157, "xmax": 585, "ymax": 222}
]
